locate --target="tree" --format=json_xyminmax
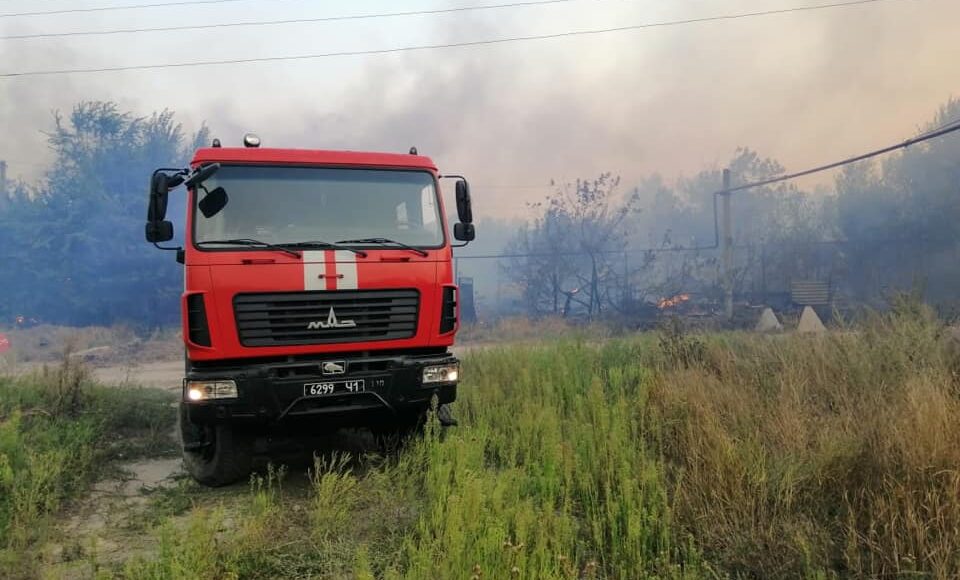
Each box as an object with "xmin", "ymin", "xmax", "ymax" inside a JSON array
[
  {"xmin": 621, "ymin": 149, "xmax": 830, "ymax": 310},
  {"xmin": 505, "ymin": 174, "xmax": 639, "ymax": 320},
  {"xmin": 836, "ymin": 98, "xmax": 960, "ymax": 305},
  {"xmin": 503, "ymin": 204, "xmax": 579, "ymax": 316},
  {"xmin": 0, "ymin": 102, "xmax": 207, "ymax": 327}
]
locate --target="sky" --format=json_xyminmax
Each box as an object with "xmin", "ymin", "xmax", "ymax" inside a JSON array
[{"xmin": 0, "ymin": 0, "xmax": 957, "ymax": 217}]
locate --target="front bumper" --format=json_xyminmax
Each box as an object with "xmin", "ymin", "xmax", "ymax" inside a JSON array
[{"xmin": 182, "ymin": 350, "xmax": 458, "ymax": 428}]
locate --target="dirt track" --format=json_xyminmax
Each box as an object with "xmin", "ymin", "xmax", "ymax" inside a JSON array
[
  {"xmin": 92, "ymin": 360, "xmax": 184, "ymax": 391},
  {"xmin": 24, "ymin": 343, "xmax": 486, "ymax": 574}
]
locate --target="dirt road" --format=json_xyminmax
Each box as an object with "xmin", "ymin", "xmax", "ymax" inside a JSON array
[
  {"xmin": 30, "ymin": 343, "xmax": 493, "ymax": 575},
  {"xmin": 92, "ymin": 360, "xmax": 184, "ymax": 391}
]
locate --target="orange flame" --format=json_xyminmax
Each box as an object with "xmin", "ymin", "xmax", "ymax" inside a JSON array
[{"xmin": 657, "ymin": 293, "xmax": 691, "ymax": 310}]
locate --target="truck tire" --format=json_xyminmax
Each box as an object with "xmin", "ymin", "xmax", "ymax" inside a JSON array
[
  {"xmin": 179, "ymin": 406, "xmax": 252, "ymax": 487},
  {"xmin": 372, "ymin": 408, "xmax": 427, "ymax": 450}
]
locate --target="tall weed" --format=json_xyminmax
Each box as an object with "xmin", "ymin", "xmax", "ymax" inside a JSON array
[
  {"xmin": 647, "ymin": 304, "xmax": 960, "ymax": 577},
  {"xmin": 397, "ymin": 343, "xmax": 704, "ymax": 579}
]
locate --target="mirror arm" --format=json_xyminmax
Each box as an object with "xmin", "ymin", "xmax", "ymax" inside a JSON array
[
  {"xmin": 452, "ymin": 241, "xmax": 471, "ymax": 248},
  {"xmin": 154, "ymin": 243, "xmax": 185, "ymax": 264},
  {"xmin": 152, "ymin": 167, "xmax": 188, "ymax": 193},
  {"xmin": 155, "ymin": 167, "xmax": 188, "ymax": 176}
]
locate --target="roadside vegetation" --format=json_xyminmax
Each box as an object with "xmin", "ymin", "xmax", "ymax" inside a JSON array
[
  {"xmin": 0, "ymin": 357, "xmax": 176, "ymax": 577},
  {"xmin": 650, "ymin": 300, "xmax": 960, "ymax": 578},
  {"xmin": 6, "ymin": 301, "xmax": 960, "ymax": 578},
  {"xmin": 457, "ymin": 315, "xmax": 621, "ymax": 344}
]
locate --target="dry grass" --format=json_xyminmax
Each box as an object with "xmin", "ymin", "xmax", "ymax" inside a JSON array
[
  {"xmin": 457, "ymin": 315, "xmax": 617, "ymax": 344},
  {"xmin": 647, "ymin": 302, "xmax": 960, "ymax": 578}
]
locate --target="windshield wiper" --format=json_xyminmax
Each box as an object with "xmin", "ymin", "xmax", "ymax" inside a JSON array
[
  {"xmin": 282, "ymin": 241, "xmax": 368, "ymax": 258},
  {"xmin": 337, "ymin": 237, "xmax": 429, "ymax": 257},
  {"xmin": 196, "ymin": 238, "xmax": 301, "ymax": 258}
]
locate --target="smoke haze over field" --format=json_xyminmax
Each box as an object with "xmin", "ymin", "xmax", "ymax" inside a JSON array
[{"xmin": 0, "ymin": 0, "xmax": 957, "ymax": 216}]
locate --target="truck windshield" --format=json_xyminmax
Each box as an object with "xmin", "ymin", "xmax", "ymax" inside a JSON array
[{"xmin": 193, "ymin": 166, "xmax": 444, "ymax": 248}]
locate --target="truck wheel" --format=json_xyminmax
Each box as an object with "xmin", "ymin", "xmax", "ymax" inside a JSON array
[
  {"xmin": 372, "ymin": 408, "xmax": 427, "ymax": 450},
  {"xmin": 179, "ymin": 406, "xmax": 252, "ymax": 487}
]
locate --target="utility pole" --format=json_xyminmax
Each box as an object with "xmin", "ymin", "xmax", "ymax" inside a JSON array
[
  {"xmin": 721, "ymin": 168, "xmax": 733, "ymax": 321},
  {"xmin": 0, "ymin": 161, "xmax": 7, "ymax": 211}
]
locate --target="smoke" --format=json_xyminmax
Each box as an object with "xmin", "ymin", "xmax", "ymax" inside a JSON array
[
  {"xmin": 1, "ymin": 0, "xmax": 957, "ymax": 213},
  {"xmin": 185, "ymin": 0, "xmax": 959, "ymax": 217},
  {"xmin": 0, "ymin": 36, "xmax": 80, "ymax": 181}
]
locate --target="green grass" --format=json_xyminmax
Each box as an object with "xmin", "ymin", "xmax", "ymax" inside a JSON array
[
  {"xmin": 0, "ymin": 359, "xmax": 176, "ymax": 576},
  {"xmin": 9, "ymin": 302, "xmax": 960, "ymax": 579},
  {"xmin": 119, "ymin": 341, "xmax": 707, "ymax": 580}
]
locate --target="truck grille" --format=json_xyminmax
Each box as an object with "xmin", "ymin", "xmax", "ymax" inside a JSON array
[{"xmin": 234, "ymin": 290, "xmax": 420, "ymax": 347}]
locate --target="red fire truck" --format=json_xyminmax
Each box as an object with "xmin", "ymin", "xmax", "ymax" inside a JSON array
[{"xmin": 145, "ymin": 135, "xmax": 475, "ymax": 486}]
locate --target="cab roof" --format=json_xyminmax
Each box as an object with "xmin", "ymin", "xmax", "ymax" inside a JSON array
[{"xmin": 192, "ymin": 147, "xmax": 438, "ymax": 171}]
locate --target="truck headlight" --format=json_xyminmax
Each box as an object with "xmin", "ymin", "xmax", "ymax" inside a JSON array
[
  {"xmin": 422, "ymin": 363, "xmax": 459, "ymax": 384},
  {"xmin": 186, "ymin": 380, "xmax": 238, "ymax": 401}
]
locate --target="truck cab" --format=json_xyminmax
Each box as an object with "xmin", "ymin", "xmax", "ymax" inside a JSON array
[{"xmin": 145, "ymin": 136, "xmax": 475, "ymax": 486}]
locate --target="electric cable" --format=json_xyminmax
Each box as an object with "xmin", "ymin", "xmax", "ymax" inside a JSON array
[
  {"xmin": 0, "ymin": 0, "xmax": 918, "ymax": 78},
  {"xmin": 2, "ymin": 0, "xmax": 604, "ymax": 39},
  {"xmin": 722, "ymin": 117, "xmax": 960, "ymax": 194},
  {"xmin": 0, "ymin": 0, "xmax": 290, "ymax": 18}
]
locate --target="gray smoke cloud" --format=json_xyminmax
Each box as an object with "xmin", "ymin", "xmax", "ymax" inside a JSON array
[
  {"xmin": 1, "ymin": 0, "xmax": 957, "ymax": 215},
  {"xmin": 0, "ymin": 37, "xmax": 80, "ymax": 180}
]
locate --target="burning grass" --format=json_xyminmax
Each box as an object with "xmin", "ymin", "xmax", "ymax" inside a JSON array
[{"xmin": 657, "ymin": 293, "xmax": 692, "ymax": 310}]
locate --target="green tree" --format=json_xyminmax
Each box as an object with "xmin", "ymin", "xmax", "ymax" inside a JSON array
[
  {"xmin": 836, "ymin": 98, "xmax": 960, "ymax": 305},
  {"xmin": 0, "ymin": 102, "xmax": 206, "ymax": 326}
]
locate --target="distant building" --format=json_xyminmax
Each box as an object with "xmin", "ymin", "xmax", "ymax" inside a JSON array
[{"xmin": 458, "ymin": 277, "xmax": 477, "ymax": 324}]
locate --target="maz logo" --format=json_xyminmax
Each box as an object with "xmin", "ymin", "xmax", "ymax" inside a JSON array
[
  {"xmin": 307, "ymin": 308, "xmax": 357, "ymax": 330},
  {"xmin": 322, "ymin": 361, "xmax": 346, "ymax": 375}
]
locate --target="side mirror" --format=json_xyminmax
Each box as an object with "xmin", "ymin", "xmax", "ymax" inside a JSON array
[
  {"xmin": 148, "ymin": 172, "xmax": 170, "ymax": 222},
  {"xmin": 198, "ymin": 186, "xmax": 229, "ymax": 218},
  {"xmin": 146, "ymin": 167, "xmax": 185, "ymax": 250},
  {"xmin": 455, "ymin": 180, "xmax": 473, "ymax": 224},
  {"xmin": 146, "ymin": 220, "xmax": 174, "ymax": 243},
  {"xmin": 454, "ymin": 222, "xmax": 476, "ymax": 242}
]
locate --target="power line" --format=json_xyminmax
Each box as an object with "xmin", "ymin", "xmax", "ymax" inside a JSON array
[
  {"xmin": 476, "ymin": 185, "xmax": 555, "ymax": 190},
  {"xmin": 1, "ymin": 0, "xmax": 601, "ymax": 40},
  {"xmin": 0, "ymin": 0, "xmax": 917, "ymax": 78},
  {"xmin": 0, "ymin": 0, "xmax": 288, "ymax": 18},
  {"xmin": 723, "ymin": 117, "xmax": 960, "ymax": 194},
  {"xmin": 461, "ymin": 120, "xmax": 960, "ymax": 262}
]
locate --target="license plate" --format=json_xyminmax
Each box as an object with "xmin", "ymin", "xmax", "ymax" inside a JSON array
[{"xmin": 303, "ymin": 379, "xmax": 365, "ymax": 397}]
